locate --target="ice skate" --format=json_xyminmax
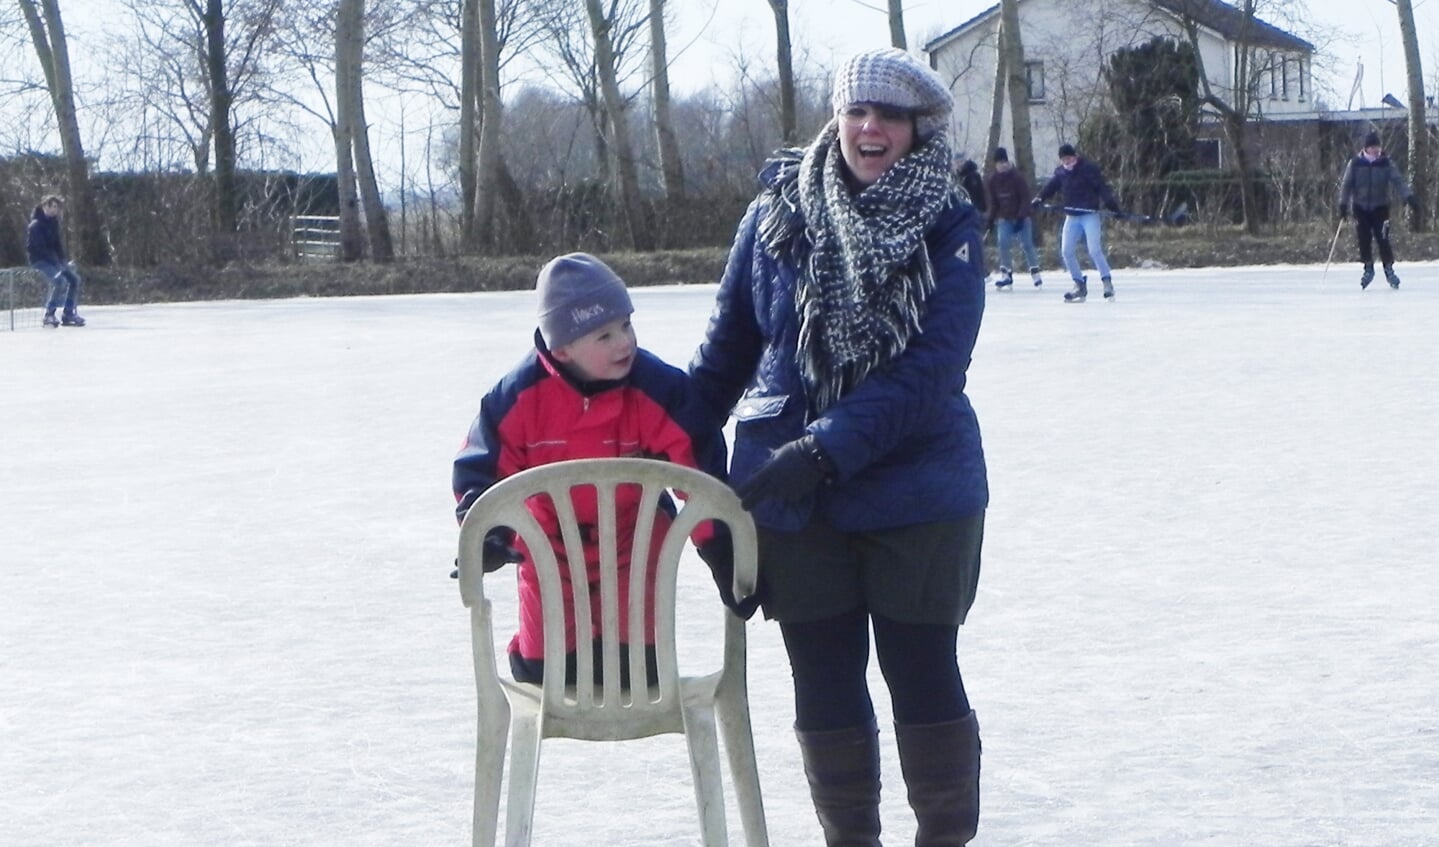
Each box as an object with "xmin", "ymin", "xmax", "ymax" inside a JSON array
[
  {"xmin": 994, "ymin": 267, "xmax": 1013, "ymax": 289},
  {"xmin": 1360, "ymin": 265, "xmax": 1375, "ymax": 289},
  {"xmin": 43, "ymin": 311, "xmax": 59, "ymax": 328},
  {"xmin": 1030, "ymin": 266, "xmax": 1043, "ymax": 287},
  {"xmin": 1063, "ymin": 278, "xmax": 1087, "ymax": 303},
  {"xmin": 60, "ymin": 312, "xmax": 86, "ymax": 327},
  {"xmin": 1102, "ymin": 278, "xmax": 1115, "ymax": 300},
  {"xmin": 1384, "ymin": 266, "xmax": 1400, "ymax": 289}
]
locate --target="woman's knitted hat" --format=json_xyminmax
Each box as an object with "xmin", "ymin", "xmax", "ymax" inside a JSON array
[
  {"xmin": 1363, "ymin": 131, "xmax": 1382, "ymax": 148},
  {"xmin": 831, "ymin": 47, "xmax": 953, "ymax": 140},
  {"xmin": 536, "ymin": 252, "xmax": 633, "ymax": 350}
]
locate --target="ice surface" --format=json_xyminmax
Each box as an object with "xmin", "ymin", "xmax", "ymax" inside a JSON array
[{"xmin": 2, "ymin": 265, "xmax": 1436, "ymax": 845}]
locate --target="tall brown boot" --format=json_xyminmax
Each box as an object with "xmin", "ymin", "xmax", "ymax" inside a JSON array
[
  {"xmin": 894, "ymin": 711, "xmax": 981, "ymax": 846},
  {"xmin": 796, "ymin": 720, "xmax": 883, "ymax": 847}
]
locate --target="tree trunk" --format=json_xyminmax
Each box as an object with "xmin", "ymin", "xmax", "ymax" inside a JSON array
[
  {"xmin": 20, "ymin": 0, "xmax": 108, "ymax": 266},
  {"xmin": 475, "ymin": 0, "xmax": 503, "ymax": 250},
  {"xmin": 342, "ymin": 0, "xmax": 393, "ymax": 261},
  {"xmin": 649, "ymin": 0, "xmax": 684, "ymax": 198},
  {"xmin": 1396, "ymin": 0, "xmax": 1427, "ymax": 230},
  {"xmin": 986, "ymin": 23, "xmax": 1005, "ymax": 162},
  {"xmin": 333, "ymin": 0, "xmax": 364, "ymax": 261},
  {"xmin": 458, "ymin": 0, "xmax": 479, "ymax": 248},
  {"xmin": 887, "ymin": 0, "xmax": 906, "ymax": 50},
  {"xmin": 201, "ymin": 0, "xmax": 238, "ymax": 236},
  {"xmin": 999, "ymin": 0, "xmax": 1037, "ymax": 184},
  {"xmin": 584, "ymin": 0, "xmax": 648, "ymax": 249},
  {"xmin": 766, "ymin": 0, "xmax": 798, "ymax": 145}
]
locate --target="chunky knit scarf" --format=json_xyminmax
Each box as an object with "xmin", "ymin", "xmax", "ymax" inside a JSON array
[{"xmin": 756, "ymin": 120, "xmax": 954, "ymax": 413}]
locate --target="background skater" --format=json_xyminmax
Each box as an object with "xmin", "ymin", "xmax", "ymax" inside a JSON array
[
  {"xmin": 1337, "ymin": 130, "xmax": 1419, "ymax": 289},
  {"xmin": 1032, "ymin": 143, "xmax": 1121, "ymax": 302},
  {"xmin": 26, "ymin": 195, "xmax": 85, "ymax": 327},
  {"xmin": 984, "ymin": 147, "xmax": 1042, "ymax": 289}
]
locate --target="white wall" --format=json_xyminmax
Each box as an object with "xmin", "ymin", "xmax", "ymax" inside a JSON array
[{"xmin": 928, "ymin": 0, "xmax": 1314, "ymax": 179}]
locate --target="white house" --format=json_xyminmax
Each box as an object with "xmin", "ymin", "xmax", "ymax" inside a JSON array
[{"xmin": 923, "ymin": 0, "xmax": 1317, "ymax": 175}]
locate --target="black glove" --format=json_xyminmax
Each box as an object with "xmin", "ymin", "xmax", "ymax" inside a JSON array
[
  {"xmin": 697, "ymin": 532, "xmax": 764, "ymax": 620},
  {"xmin": 450, "ymin": 529, "xmax": 525, "ymax": 578},
  {"xmin": 1030, "ymin": 197, "xmax": 1043, "ymax": 209},
  {"xmin": 1107, "ymin": 201, "xmax": 1123, "ymax": 215},
  {"xmin": 1406, "ymin": 195, "xmax": 1420, "ymax": 211},
  {"xmin": 734, "ymin": 435, "xmax": 834, "ymax": 510},
  {"xmin": 1339, "ymin": 204, "xmax": 1350, "ymax": 220}
]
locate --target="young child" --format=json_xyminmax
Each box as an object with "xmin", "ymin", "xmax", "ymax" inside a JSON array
[
  {"xmin": 1338, "ymin": 130, "xmax": 1419, "ymax": 289},
  {"xmin": 452, "ymin": 252, "xmax": 734, "ymax": 685}
]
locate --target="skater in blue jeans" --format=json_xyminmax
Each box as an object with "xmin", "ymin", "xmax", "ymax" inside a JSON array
[
  {"xmin": 983, "ymin": 147, "xmax": 1043, "ymax": 288},
  {"xmin": 26, "ymin": 195, "xmax": 85, "ymax": 327},
  {"xmin": 1032, "ymin": 143, "xmax": 1121, "ymax": 302}
]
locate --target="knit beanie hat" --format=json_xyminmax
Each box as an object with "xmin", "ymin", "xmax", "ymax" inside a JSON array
[
  {"xmin": 1058, "ymin": 143, "xmax": 1077, "ymax": 158},
  {"xmin": 1363, "ymin": 131, "xmax": 1381, "ymax": 148},
  {"xmin": 536, "ymin": 252, "xmax": 633, "ymax": 350},
  {"xmin": 993, "ymin": 147, "xmax": 1009, "ymax": 163},
  {"xmin": 831, "ymin": 47, "xmax": 953, "ymax": 140}
]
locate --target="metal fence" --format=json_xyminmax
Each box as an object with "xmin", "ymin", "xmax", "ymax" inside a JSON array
[
  {"xmin": 292, "ymin": 215, "xmax": 341, "ymax": 262},
  {"xmin": 1, "ymin": 267, "xmax": 47, "ymax": 331}
]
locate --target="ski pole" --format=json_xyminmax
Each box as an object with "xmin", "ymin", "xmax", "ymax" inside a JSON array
[{"xmin": 1321, "ymin": 217, "xmax": 1345, "ymax": 281}]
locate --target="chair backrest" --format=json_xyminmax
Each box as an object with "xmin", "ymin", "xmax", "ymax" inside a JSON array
[{"xmin": 457, "ymin": 457, "xmax": 757, "ymax": 742}]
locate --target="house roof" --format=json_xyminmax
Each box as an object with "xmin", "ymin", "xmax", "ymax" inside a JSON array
[{"xmin": 924, "ymin": 0, "xmax": 1313, "ymax": 55}]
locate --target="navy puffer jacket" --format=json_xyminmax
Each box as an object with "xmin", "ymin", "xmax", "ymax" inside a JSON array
[
  {"xmin": 26, "ymin": 206, "xmax": 67, "ymax": 265},
  {"xmin": 1338, "ymin": 154, "xmax": 1412, "ymax": 211},
  {"xmin": 689, "ymin": 166, "xmax": 989, "ymax": 533},
  {"xmin": 1035, "ymin": 157, "xmax": 1119, "ymax": 214}
]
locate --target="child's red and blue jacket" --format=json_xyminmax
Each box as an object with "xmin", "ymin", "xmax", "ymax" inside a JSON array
[{"xmin": 453, "ymin": 330, "xmax": 727, "ymax": 663}]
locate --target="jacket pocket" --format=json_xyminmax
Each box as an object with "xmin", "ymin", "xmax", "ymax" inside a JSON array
[{"xmin": 733, "ymin": 394, "xmax": 788, "ymax": 422}]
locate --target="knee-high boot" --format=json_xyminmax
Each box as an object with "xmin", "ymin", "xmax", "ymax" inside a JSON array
[
  {"xmin": 894, "ymin": 711, "xmax": 981, "ymax": 846},
  {"xmin": 796, "ymin": 720, "xmax": 883, "ymax": 846}
]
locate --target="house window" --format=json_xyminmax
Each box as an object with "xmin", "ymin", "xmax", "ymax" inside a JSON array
[
  {"xmin": 1195, "ymin": 138, "xmax": 1221, "ymax": 169},
  {"xmin": 1025, "ymin": 61, "xmax": 1045, "ymax": 102},
  {"xmin": 1281, "ymin": 57, "xmax": 1289, "ymax": 101},
  {"xmin": 1298, "ymin": 58, "xmax": 1308, "ymax": 102}
]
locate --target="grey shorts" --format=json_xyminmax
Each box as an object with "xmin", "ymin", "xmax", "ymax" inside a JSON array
[{"xmin": 757, "ymin": 512, "xmax": 984, "ymax": 625}]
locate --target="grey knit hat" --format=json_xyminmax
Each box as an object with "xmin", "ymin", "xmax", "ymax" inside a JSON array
[
  {"xmin": 536, "ymin": 252, "xmax": 633, "ymax": 350},
  {"xmin": 831, "ymin": 47, "xmax": 953, "ymax": 140}
]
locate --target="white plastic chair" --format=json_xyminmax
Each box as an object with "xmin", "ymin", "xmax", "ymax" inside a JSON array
[{"xmin": 456, "ymin": 457, "xmax": 768, "ymax": 847}]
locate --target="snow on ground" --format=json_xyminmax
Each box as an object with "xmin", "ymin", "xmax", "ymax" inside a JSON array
[{"xmin": 2, "ymin": 264, "xmax": 1436, "ymax": 846}]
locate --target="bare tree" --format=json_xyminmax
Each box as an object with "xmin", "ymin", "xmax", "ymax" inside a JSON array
[
  {"xmin": 584, "ymin": 0, "xmax": 648, "ymax": 248},
  {"xmin": 998, "ymin": 0, "xmax": 1036, "ymax": 183},
  {"xmin": 887, "ymin": 0, "xmax": 905, "ymax": 50},
  {"xmin": 16, "ymin": 0, "xmax": 108, "ymax": 265},
  {"xmin": 333, "ymin": 0, "xmax": 365, "ymax": 260},
  {"xmin": 648, "ymin": 0, "xmax": 683, "ymax": 196},
  {"xmin": 336, "ymin": 0, "xmax": 395, "ymax": 260},
  {"xmin": 765, "ymin": 0, "xmax": 797, "ymax": 144},
  {"xmin": 1395, "ymin": 0, "xmax": 1426, "ymax": 229}
]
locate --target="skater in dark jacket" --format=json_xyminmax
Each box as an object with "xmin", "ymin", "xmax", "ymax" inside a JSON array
[
  {"xmin": 984, "ymin": 147, "xmax": 1042, "ymax": 288},
  {"xmin": 690, "ymin": 47, "xmax": 987, "ymax": 846},
  {"xmin": 956, "ymin": 157, "xmax": 987, "ymax": 215},
  {"xmin": 26, "ymin": 195, "xmax": 85, "ymax": 327},
  {"xmin": 1338, "ymin": 130, "xmax": 1418, "ymax": 289},
  {"xmin": 1032, "ymin": 143, "xmax": 1121, "ymax": 302}
]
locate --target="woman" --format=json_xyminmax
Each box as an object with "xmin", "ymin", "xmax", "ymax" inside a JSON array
[{"xmin": 689, "ymin": 47, "xmax": 988, "ymax": 846}]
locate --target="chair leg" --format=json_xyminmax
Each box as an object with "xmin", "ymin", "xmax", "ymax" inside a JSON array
[
  {"xmin": 894, "ymin": 711, "xmax": 981, "ymax": 846},
  {"xmin": 717, "ymin": 680, "xmax": 770, "ymax": 846},
  {"xmin": 682, "ymin": 702, "xmax": 729, "ymax": 846},
  {"xmin": 473, "ymin": 715, "xmax": 506, "ymax": 847},
  {"xmin": 796, "ymin": 720, "xmax": 882, "ymax": 847},
  {"xmin": 503, "ymin": 713, "xmax": 543, "ymax": 847}
]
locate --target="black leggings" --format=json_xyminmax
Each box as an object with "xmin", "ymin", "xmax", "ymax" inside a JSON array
[
  {"xmin": 780, "ymin": 608, "xmax": 970, "ymax": 731},
  {"xmin": 1354, "ymin": 205, "xmax": 1395, "ymax": 268}
]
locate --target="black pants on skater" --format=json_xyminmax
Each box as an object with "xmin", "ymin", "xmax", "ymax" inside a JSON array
[{"xmin": 1354, "ymin": 204, "xmax": 1395, "ymax": 268}]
